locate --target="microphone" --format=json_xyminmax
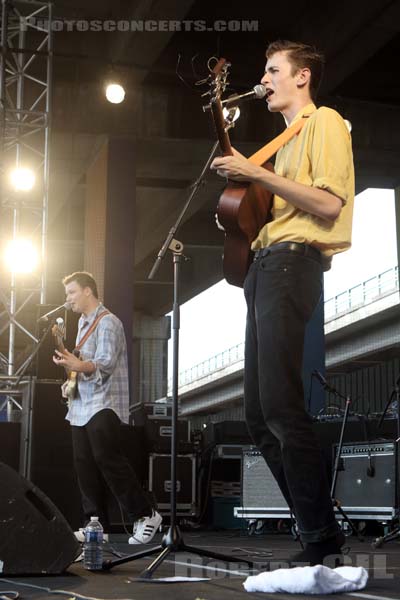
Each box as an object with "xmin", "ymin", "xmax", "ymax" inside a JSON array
[
  {"xmin": 37, "ymin": 302, "xmax": 71, "ymax": 322},
  {"xmin": 313, "ymin": 369, "xmax": 329, "ymax": 388},
  {"xmin": 222, "ymin": 84, "xmax": 267, "ymax": 107},
  {"xmin": 367, "ymin": 460, "xmax": 375, "ymax": 478}
]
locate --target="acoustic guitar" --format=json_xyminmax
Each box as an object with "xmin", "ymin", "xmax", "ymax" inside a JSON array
[
  {"xmin": 52, "ymin": 317, "xmax": 78, "ymax": 401},
  {"xmin": 205, "ymin": 58, "xmax": 274, "ymax": 287}
]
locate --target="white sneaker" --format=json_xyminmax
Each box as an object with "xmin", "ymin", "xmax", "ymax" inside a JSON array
[
  {"xmin": 128, "ymin": 511, "xmax": 162, "ymax": 544},
  {"xmin": 74, "ymin": 528, "xmax": 109, "ymax": 543},
  {"xmin": 74, "ymin": 550, "xmax": 84, "ymax": 562}
]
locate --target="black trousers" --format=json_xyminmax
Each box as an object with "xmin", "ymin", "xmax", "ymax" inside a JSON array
[
  {"xmin": 244, "ymin": 249, "xmax": 339, "ymax": 543},
  {"xmin": 71, "ymin": 408, "xmax": 153, "ymax": 529}
]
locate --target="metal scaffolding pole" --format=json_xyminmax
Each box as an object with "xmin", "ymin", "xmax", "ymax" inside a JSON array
[{"xmin": 0, "ymin": 1, "xmax": 53, "ymax": 413}]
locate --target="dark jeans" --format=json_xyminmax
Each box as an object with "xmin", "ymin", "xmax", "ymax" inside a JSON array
[
  {"xmin": 244, "ymin": 249, "xmax": 339, "ymax": 543},
  {"xmin": 71, "ymin": 408, "xmax": 153, "ymax": 529}
]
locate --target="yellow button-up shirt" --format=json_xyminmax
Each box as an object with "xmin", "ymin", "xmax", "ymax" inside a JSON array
[{"xmin": 251, "ymin": 103, "xmax": 354, "ymax": 262}]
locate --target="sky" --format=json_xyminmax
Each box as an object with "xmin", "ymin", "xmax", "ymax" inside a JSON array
[{"xmin": 168, "ymin": 189, "xmax": 397, "ymax": 376}]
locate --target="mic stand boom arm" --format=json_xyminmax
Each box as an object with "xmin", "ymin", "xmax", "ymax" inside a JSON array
[
  {"xmin": 148, "ymin": 141, "xmax": 219, "ymax": 282},
  {"xmin": 372, "ymin": 373, "xmax": 400, "ymax": 548}
]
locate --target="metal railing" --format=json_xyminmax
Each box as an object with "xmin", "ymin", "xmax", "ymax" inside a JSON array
[
  {"xmin": 324, "ymin": 265, "xmax": 398, "ymax": 320},
  {"xmin": 173, "ymin": 265, "xmax": 399, "ymax": 389},
  {"xmin": 178, "ymin": 342, "xmax": 245, "ymax": 387}
]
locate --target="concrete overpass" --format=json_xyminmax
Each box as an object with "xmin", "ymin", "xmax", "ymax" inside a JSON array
[{"xmin": 175, "ymin": 266, "xmax": 400, "ymax": 420}]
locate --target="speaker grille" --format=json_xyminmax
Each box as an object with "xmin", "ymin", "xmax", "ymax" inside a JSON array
[
  {"xmin": 0, "ymin": 462, "xmax": 80, "ymax": 575},
  {"xmin": 242, "ymin": 449, "xmax": 289, "ymax": 509}
]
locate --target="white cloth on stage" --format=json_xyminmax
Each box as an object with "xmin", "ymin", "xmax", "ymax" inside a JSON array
[{"xmin": 243, "ymin": 565, "xmax": 368, "ymax": 594}]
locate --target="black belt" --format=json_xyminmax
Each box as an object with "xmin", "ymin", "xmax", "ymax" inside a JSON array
[{"xmin": 253, "ymin": 242, "xmax": 322, "ymax": 264}]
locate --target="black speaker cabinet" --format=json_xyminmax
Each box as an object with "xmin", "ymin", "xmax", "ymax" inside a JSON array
[
  {"xmin": 145, "ymin": 417, "xmax": 191, "ymax": 452},
  {"xmin": 148, "ymin": 453, "xmax": 197, "ymax": 516},
  {"xmin": 0, "ymin": 462, "xmax": 80, "ymax": 575},
  {"xmin": 333, "ymin": 440, "xmax": 399, "ymax": 520},
  {"xmin": 0, "ymin": 422, "xmax": 20, "ymax": 471},
  {"xmin": 30, "ymin": 381, "xmax": 82, "ymax": 529}
]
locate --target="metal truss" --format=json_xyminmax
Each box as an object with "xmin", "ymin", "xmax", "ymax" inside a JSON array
[{"xmin": 0, "ymin": 0, "xmax": 53, "ymax": 414}]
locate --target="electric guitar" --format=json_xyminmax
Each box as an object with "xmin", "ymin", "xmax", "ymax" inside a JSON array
[
  {"xmin": 52, "ymin": 317, "xmax": 78, "ymax": 401},
  {"xmin": 205, "ymin": 58, "xmax": 274, "ymax": 287}
]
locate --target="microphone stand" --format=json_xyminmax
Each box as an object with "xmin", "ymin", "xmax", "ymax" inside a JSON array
[
  {"xmin": 102, "ymin": 141, "xmax": 254, "ymax": 580},
  {"xmin": 313, "ymin": 375, "xmax": 362, "ymax": 540},
  {"xmin": 378, "ymin": 373, "xmax": 400, "ymax": 441},
  {"xmin": 371, "ymin": 374, "xmax": 400, "ymax": 548}
]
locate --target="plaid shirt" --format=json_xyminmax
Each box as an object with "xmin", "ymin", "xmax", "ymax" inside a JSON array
[{"xmin": 66, "ymin": 303, "xmax": 130, "ymax": 426}]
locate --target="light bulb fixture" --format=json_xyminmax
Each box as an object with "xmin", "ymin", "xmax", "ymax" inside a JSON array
[
  {"xmin": 9, "ymin": 167, "xmax": 35, "ymax": 191},
  {"xmin": 3, "ymin": 238, "xmax": 39, "ymax": 274},
  {"xmin": 105, "ymin": 83, "xmax": 126, "ymax": 104}
]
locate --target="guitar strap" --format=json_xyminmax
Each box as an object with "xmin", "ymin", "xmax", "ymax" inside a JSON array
[
  {"xmin": 74, "ymin": 310, "xmax": 110, "ymax": 354},
  {"xmin": 248, "ymin": 116, "xmax": 309, "ymax": 166}
]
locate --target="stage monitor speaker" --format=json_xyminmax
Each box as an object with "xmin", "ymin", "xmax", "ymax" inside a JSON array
[{"xmin": 0, "ymin": 462, "xmax": 80, "ymax": 575}]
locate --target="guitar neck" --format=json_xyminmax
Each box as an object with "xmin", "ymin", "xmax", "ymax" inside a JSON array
[
  {"xmin": 55, "ymin": 337, "xmax": 65, "ymax": 353},
  {"xmin": 211, "ymin": 98, "xmax": 232, "ymax": 156}
]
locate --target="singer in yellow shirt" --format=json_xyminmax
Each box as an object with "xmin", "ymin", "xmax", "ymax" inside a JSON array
[{"xmin": 211, "ymin": 39, "xmax": 354, "ymax": 566}]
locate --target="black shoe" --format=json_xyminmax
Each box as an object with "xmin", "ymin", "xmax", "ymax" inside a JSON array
[{"xmin": 289, "ymin": 532, "xmax": 346, "ymax": 567}]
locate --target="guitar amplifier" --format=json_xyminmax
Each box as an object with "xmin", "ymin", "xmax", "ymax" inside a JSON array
[
  {"xmin": 234, "ymin": 447, "xmax": 290, "ymax": 520},
  {"xmin": 333, "ymin": 441, "xmax": 399, "ymax": 520}
]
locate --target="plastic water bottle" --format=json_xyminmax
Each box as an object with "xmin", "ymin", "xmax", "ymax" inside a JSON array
[{"xmin": 83, "ymin": 516, "xmax": 103, "ymax": 570}]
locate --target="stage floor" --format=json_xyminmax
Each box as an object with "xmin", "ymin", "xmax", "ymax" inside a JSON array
[{"xmin": 1, "ymin": 530, "xmax": 399, "ymax": 600}]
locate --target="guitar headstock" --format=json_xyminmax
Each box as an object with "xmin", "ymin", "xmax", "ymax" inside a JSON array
[
  {"xmin": 201, "ymin": 58, "xmax": 231, "ymax": 110},
  {"xmin": 52, "ymin": 317, "xmax": 66, "ymax": 351},
  {"xmin": 202, "ymin": 58, "xmax": 233, "ymax": 156},
  {"xmin": 210, "ymin": 58, "xmax": 231, "ymax": 103}
]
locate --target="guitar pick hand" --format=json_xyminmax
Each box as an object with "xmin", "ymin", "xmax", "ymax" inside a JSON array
[
  {"xmin": 53, "ymin": 348, "xmax": 82, "ymax": 371},
  {"xmin": 211, "ymin": 147, "xmax": 264, "ymax": 182}
]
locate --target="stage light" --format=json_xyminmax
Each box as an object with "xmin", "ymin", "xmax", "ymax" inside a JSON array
[
  {"xmin": 9, "ymin": 167, "xmax": 35, "ymax": 191},
  {"xmin": 3, "ymin": 239, "xmax": 39, "ymax": 274},
  {"xmin": 105, "ymin": 83, "xmax": 125, "ymax": 104}
]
